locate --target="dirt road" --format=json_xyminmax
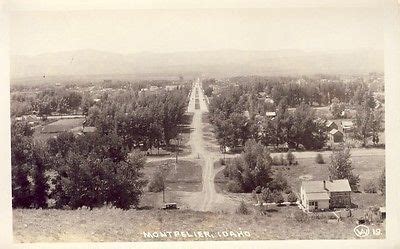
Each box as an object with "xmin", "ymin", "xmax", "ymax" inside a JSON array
[{"xmin": 186, "ymin": 78, "xmax": 236, "ymax": 212}]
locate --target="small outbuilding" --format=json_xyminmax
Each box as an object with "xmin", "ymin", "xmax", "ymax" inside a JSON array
[{"xmin": 329, "ymin": 129, "xmax": 344, "ymax": 143}]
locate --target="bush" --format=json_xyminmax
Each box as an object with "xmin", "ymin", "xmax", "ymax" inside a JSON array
[
  {"xmin": 226, "ymin": 180, "xmax": 243, "ymax": 193},
  {"xmin": 287, "ymin": 192, "xmax": 297, "ymax": 203},
  {"xmin": 269, "ymin": 171, "xmax": 289, "ymax": 192},
  {"xmin": 286, "ymin": 150, "xmax": 295, "ymax": 165},
  {"xmin": 315, "ymin": 153, "xmax": 325, "ymax": 164},
  {"xmin": 364, "ymin": 180, "xmax": 377, "ymax": 193},
  {"xmin": 272, "ymin": 190, "xmax": 284, "ymax": 204},
  {"xmin": 236, "ymin": 200, "xmax": 250, "ymax": 215},
  {"xmin": 260, "ymin": 187, "xmax": 273, "ymax": 203},
  {"xmin": 148, "ymin": 169, "xmax": 165, "ymax": 192},
  {"xmin": 219, "ymin": 158, "xmax": 226, "ymax": 165},
  {"xmin": 284, "ymin": 188, "xmax": 292, "ymax": 194}
]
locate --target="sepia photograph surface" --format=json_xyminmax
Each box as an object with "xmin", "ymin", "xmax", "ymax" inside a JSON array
[{"xmin": 3, "ymin": 0, "xmax": 399, "ymax": 247}]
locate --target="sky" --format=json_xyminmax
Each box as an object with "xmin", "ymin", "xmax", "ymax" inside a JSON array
[{"xmin": 9, "ymin": 7, "xmax": 384, "ymax": 56}]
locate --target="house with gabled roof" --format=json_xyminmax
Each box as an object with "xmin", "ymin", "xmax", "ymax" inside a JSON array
[
  {"xmin": 329, "ymin": 129, "xmax": 344, "ymax": 143},
  {"xmin": 300, "ymin": 179, "xmax": 352, "ymax": 212},
  {"xmin": 326, "ymin": 120, "xmax": 338, "ymax": 132}
]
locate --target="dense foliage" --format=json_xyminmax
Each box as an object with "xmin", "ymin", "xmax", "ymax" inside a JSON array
[
  {"xmin": 11, "ymin": 85, "xmax": 189, "ymax": 209},
  {"xmin": 329, "ymin": 145, "xmax": 360, "ymax": 191}
]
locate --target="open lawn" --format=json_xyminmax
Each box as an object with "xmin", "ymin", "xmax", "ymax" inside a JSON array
[
  {"xmin": 143, "ymin": 159, "xmax": 202, "ymax": 192},
  {"xmin": 140, "ymin": 159, "xmax": 203, "ymax": 209},
  {"xmin": 13, "ymin": 207, "xmax": 385, "ymax": 242},
  {"xmin": 32, "ymin": 118, "xmax": 85, "ymax": 141}
]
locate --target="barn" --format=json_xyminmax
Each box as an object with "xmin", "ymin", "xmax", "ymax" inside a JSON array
[{"xmin": 300, "ymin": 179, "xmax": 352, "ymax": 212}]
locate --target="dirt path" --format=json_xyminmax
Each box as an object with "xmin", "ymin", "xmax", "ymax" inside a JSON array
[{"xmin": 184, "ymin": 78, "xmax": 236, "ymax": 212}]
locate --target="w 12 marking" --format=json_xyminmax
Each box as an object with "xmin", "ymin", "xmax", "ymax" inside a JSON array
[{"xmin": 354, "ymin": 225, "xmax": 382, "ymax": 238}]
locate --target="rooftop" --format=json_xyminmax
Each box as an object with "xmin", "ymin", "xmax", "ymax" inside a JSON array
[
  {"xmin": 329, "ymin": 129, "xmax": 342, "ymax": 135},
  {"xmin": 302, "ymin": 179, "xmax": 351, "ymax": 193}
]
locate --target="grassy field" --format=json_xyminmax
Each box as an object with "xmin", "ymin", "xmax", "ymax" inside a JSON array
[
  {"xmin": 13, "ymin": 207, "xmax": 385, "ymax": 242},
  {"xmin": 32, "ymin": 118, "xmax": 85, "ymax": 141},
  {"xmin": 140, "ymin": 159, "xmax": 203, "ymax": 209},
  {"xmin": 143, "ymin": 159, "xmax": 202, "ymax": 192}
]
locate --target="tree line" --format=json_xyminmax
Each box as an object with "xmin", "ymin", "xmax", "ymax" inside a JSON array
[
  {"xmin": 208, "ymin": 78, "xmax": 384, "ymax": 150},
  {"xmin": 209, "ymin": 87, "xmax": 328, "ymax": 151},
  {"xmin": 85, "ymin": 87, "xmax": 189, "ymax": 150}
]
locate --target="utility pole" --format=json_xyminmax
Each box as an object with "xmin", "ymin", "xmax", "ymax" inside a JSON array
[{"xmin": 162, "ymin": 186, "xmax": 165, "ymax": 203}]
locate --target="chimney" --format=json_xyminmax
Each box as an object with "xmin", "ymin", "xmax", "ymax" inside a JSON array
[{"xmin": 323, "ymin": 180, "xmax": 327, "ymax": 190}]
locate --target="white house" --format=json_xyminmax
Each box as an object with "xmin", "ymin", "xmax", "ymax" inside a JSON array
[
  {"xmin": 300, "ymin": 179, "xmax": 352, "ymax": 212},
  {"xmin": 341, "ymin": 120, "xmax": 354, "ymax": 132}
]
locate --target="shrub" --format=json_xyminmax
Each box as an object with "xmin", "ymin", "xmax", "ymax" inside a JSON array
[
  {"xmin": 284, "ymin": 188, "xmax": 292, "ymax": 194},
  {"xmin": 287, "ymin": 192, "xmax": 297, "ymax": 203},
  {"xmin": 272, "ymin": 190, "xmax": 284, "ymax": 204},
  {"xmin": 236, "ymin": 200, "xmax": 250, "ymax": 215},
  {"xmin": 269, "ymin": 171, "xmax": 289, "ymax": 192},
  {"xmin": 226, "ymin": 180, "xmax": 243, "ymax": 193},
  {"xmin": 148, "ymin": 168, "xmax": 165, "ymax": 193},
  {"xmin": 260, "ymin": 187, "xmax": 273, "ymax": 203},
  {"xmin": 286, "ymin": 150, "xmax": 295, "ymax": 165},
  {"xmin": 315, "ymin": 153, "xmax": 325, "ymax": 164},
  {"xmin": 364, "ymin": 180, "xmax": 377, "ymax": 193},
  {"xmin": 219, "ymin": 158, "xmax": 225, "ymax": 165}
]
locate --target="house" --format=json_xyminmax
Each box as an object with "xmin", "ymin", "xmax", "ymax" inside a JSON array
[
  {"xmin": 329, "ymin": 129, "xmax": 344, "ymax": 143},
  {"xmin": 341, "ymin": 120, "xmax": 354, "ymax": 132},
  {"xmin": 326, "ymin": 121, "xmax": 338, "ymax": 132},
  {"xmin": 166, "ymin": 85, "xmax": 178, "ymax": 91},
  {"xmin": 149, "ymin": 86, "xmax": 159, "ymax": 92},
  {"xmin": 82, "ymin": 126, "xmax": 97, "ymax": 133},
  {"xmin": 265, "ymin": 111, "xmax": 276, "ymax": 118},
  {"xmin": 300, "ymin": 179, "xmax": 352, "ymax": 212}
]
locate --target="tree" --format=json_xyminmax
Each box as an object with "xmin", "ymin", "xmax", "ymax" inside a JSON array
[
  {"xmin": 66, "ymin": 91, "xmax": 83, "ymax": 112},
  {"xmin": 378, "ymin": 168, "xmax": 385, "ymax": 195},
  {"xmin": 148, "ymin": 168, "xmax": 165, "ymax": 192},
  {"xmin": 330, "ymin": 97, "xmax": 345, "ymax": 118},
  {"xmin": 288, "ymin": 103, "xmax": 328, "ymax": 150},
  {"xmin": 52, "ymin": 149, "xmax": 146, "ymax": 209},
  {"xmin": 371, "ymin": 109, "xmax": 383, "ymax": 145},
  {"xmin": 31, "ymin": 143, "xmax": 49, "ymax": 208},
  {"xmin": 223, "ymin": 139, "xmax": 273, "ymax": 192},
  {"xmin": 329, "ymin": 145, "xmax": 360, "ymax": 191},
  {"xmin": 354, "ymin": 102, "xmax": 372, "ymax": 147},
  {"xmin": 11, "ymin": 122, "xmax": 34, "ymax": 208},
  {"xmin": 315, "ymin": 153, "xmax": 325, "ymax": 164}
]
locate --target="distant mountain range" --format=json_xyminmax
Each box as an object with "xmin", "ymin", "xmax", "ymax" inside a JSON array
[{"xmin": 10, "ymin": 49, "xmax": 384, "ymax": 81}]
